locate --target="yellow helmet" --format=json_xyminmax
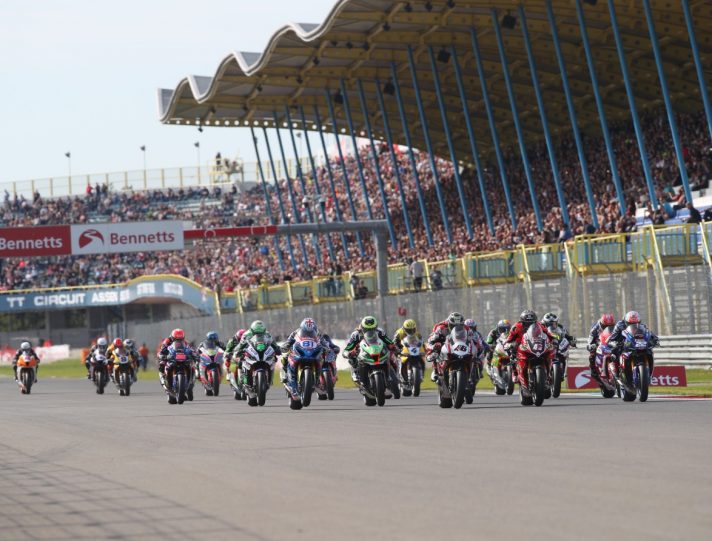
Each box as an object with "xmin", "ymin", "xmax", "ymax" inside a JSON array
[{"xmin": 403, "ymin": 319, "xmax": 417, "ymax": 335}]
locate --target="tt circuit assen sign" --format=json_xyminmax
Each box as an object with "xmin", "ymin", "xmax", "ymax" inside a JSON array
[{"xmin": 0, "ymin": 222, "xmax": 184, "ymax": 258}]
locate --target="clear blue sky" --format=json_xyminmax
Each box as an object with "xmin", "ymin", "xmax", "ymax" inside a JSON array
[{"xmin": 0, "ymin": 0, "xmax": 336, "ymax": 184}]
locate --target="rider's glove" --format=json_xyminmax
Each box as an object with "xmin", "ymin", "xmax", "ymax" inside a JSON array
[
  {"xmin": 651, "ymin": 337, "xmax": 660, "ymax": 347},
  {"xmin": 586, "ymin": 343, "xmax": 596, "ymax": 353}
]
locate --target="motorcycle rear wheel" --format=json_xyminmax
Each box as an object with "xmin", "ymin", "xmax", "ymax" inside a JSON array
[
  {"xmin": 506, "ymin": 365, "xmax": 515, "ymax": 395},
  {"xmin": 324, "ymin": 370, "xmax": 335, "ymax": 400},
  {"xmin": 519, "ymin": 380, "xmax": 533, "ymax": 406},
  {"xmin": 289, "ymin": 396, "xmax": 303, "ymax": 410}
]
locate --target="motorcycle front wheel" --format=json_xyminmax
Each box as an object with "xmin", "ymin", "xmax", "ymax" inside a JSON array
[
  {"xmin": 637, "ymin": 363, "xmax": 650, "ymax": 402},
  {"xmin": 534, "ymin": 367, "xmax": 546, "ymax": 407},
  {"xmin": 453, "ymin": 370, "xmax": 466, "ymax": 409},
  {"xmin": 372, "ymin": 371, "xmax": 386, "ymax": 407},
  {"xmin": 21, "ymin": 369, "xmax": 33, "ymax": 395},
  {"xmin": 176, "ymin": 373, "xmax": 186, "ymax": 404},
  {"xmin": 413, "ymin": 365, "xmax": 423, "ymax": 397},
  {"xmin": 552, "ymin": 363, "xmax": 562, "ymax": 398},
  {"xmin": 256, "ymin": 370, "xmax": 268, "ymax": 406},
  {"xmin": 300, "ymin": 368, "xmax": 314, "ymax": 407}
]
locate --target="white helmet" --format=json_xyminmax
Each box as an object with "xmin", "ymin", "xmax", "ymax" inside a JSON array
[
  {"xmin": 20, "ymin": 341, "xmax": 31, "ymax": 351},
  {"xmin": 124, "ymin": 339, "xmax": 135, "ymax": 349},
  {"xmin": 97, "ymin": 337, "xmax": 108, "ymax": 347}
]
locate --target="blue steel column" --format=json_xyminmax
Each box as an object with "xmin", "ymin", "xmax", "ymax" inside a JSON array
[
  {"xmin": 283, "ymin": 107, "xmax": 323, "ymax": 266},
  {"xmin": 642, "ymin": 0, "xmax": 693, "ymax": 203},
  {"xmin": 575, "ymin": 0, "xmax": 626, "ymax": 214},
  {"xmin": 427, "ymin": 45, "xmax": 474, "ymax": 238},
  {"xmin": 267, "ymin": 120, "xmax": 310, "ymax": 267},
  {"xmin": 298, "ymin": 106, "xmax": 336, "ymax": 262},
  {"xmin": 339, "ymin": 80, "xmax": 374, "ymax": 220},
  {"xmin": 406, "ymin": 45, "xmax": 452, "ymax": 243},
  {"xmin": 470, "ymin": 28, "xmax": 516, "ymax": 228},
  {"xmin": 682, "ymin": 0, "xmax": 712, "ymax": 145},
  {"xmin": 450, "ymin": 46, "xmax": 494, "ymax": 234},
  {"xmin": 261, "ymin": 127, "xmax": 299, "ymax": 269},
  {"xmin": 519, "ymin": 6, "xmax": 570, "ymax": 227},
  {"xmin": 390, "ymin": 62, "xmax": 433, "ymax": 246},
  {"xmin": 356, "ymin": 79, "xmax": 397, "ymax": 248},
  {"xmin": 325, "ymin": 89, "xmax": 366, "ymax": 256},
  {"xmin": 374, "ymin": 77, "xmax": 415, "ymax": 249},
  {"xmin": 313, "ymin": 105, "xmax": 351, "ymax": 259},
  {"xmin": 607, "ymin": 0, "xmax": 659, "ymax": 209},
  {"xmin": 545, "ymin": 0, "xmax": 598, "ymax": 229},
  {"xmin": 492, "ymin": 9, "xmax": 543, "ymax": 231},
  {"xmin": 250, "ymin": 126, "xmax": 285, "ymax": 271}
]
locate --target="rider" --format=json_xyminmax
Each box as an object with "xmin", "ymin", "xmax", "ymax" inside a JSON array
[
  {"xmin": 343, "ymin": 316, "xmax": 396, "ymax": 384},
  {"xmin": 13, "ymin": 341, "xmax": 40, "ymax": 382},
  {"xmin": 233, "ymin": 321, "xmax": 273, "ymax": 385},
  {"xmin": 196, "ymin": 331, "xmax": 226, "ymax": 381},
  {"xmin": 586, "ymin": 313, "xmax": 616, "ymax": 377},
  {"xmin": 505, "ymin": 310, "xmax": 557, "ymax": 386},
  {"xmin": 224, "ymin": 329, "xmax": 247, "ymax": 382},
  {"xmin": 84, "ymin": 337, "xmax": 108, "ymax": 379},
  {"xmin": 607, "ymin": 311, "xmax": 659, "ymax": 373},
  {"xmin": 541, "ymin": 313, "xmax": 576, "ymax": 345},
  {"xmin": 158, "ymin": 329, "xmax": 198, "ymax": 388},
  {"xmin": 123, "ymin": 339, "xmax": 141, "ymax": 382},
  {"xmin": 465, "ymin": 318, "xmax": 487, "ymax": 378},
  {"xmin": 393, "ymin": 319, "xmax": 423, "ymax": 383},
  {"xmin": 485, "ymin": 320, "xmax": 511, "ymax": 366},
  {"xmin": 426, "ymin": 312, "xmax": 467, "ymax": 382},
  {"xmin": 278, "ymin": 318, "xmax": 340, "ymax": 390}
]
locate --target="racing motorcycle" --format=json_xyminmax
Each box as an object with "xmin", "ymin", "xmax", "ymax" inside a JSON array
[
  {"xmin": 611, "ymin": 324, "xmax": 658, "ymax": 403},
  {"xmin": 548, "ymin": 330, "xmax": 574, "ymax": 398},
  {"xmin": 434, "ymin": 326, "xmax": 474, "ymax": 409},
  {"xmin": 317, "ymin": 349, "xmax": 337, "ymax": 401},
  {"xmin": 90, "ymin": 352, "xmax": 110, "ymax": 395},
  {"xmin": 486, "ymin": 334, "xmax": 515, "ymax": 396},
  {"xmin": 354, "ymin": 330, "xmax": 391, "ymax": 407},
  {"xmin": 284, "ymin": 334, "xmax": 323, "ymax": 410},
  {"xmin": 198, "ymin": 346, "xmax": 224, "ymax": 397},
  {"xmin": 241, "ymin": 334, "xmax": 276, "ymax": 407},
  {"xmin": 517, "ymin": 325, "xmax": 553, "ymax": 407},
  {"xmin": 163, "ymin": 346, "xmax": 195, "ymax": 405},
  {"xmin": 594, "ymin": 328, "xmax": 618, "ymax": 399},
  {"xmin": 111, "ymin": 349, "xmax": 134, "ymax": 397},
  {"xmin": 400, "ymin": 335, "xmax": 425, "ymax": 397},
  {"xmin": 16, "ymin": 351, "xmax": 39, "ymax": 395}
]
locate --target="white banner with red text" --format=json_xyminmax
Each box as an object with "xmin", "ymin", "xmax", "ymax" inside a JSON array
[{"xmin": 566, "ymin": 366, "xmax": 687, "ymax": 390}]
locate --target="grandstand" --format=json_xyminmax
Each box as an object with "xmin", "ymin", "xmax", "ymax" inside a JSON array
[{"xmin": 3, "ymin": 0, "xmax": 712, "ymax": 343}]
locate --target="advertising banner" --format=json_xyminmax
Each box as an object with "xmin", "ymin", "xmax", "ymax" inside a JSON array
[
  {"xmin": 567, "ymin": 366, "xmax": 687, "ymax": 390},
  {"xmin": 0, "ymin": 225, "xmax": 71, "ymax": 257},
  {"xmin": 0, "ymin": 276, "xmax": 218, "ymax": 315},
  {"xmin": 70, "ymin": 221, "xmax": 184, "ymax": 255}
]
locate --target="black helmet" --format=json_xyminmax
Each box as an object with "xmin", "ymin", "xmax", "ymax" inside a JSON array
[
  {"xmin": 447, "ymin": 312, "xmax": 464, "ymax": 330},
  {"xmin": 520, "ymin": 310, "xmax": 537, "ymax": 325}
]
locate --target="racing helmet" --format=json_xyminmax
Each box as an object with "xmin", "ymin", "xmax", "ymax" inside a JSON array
[
  {"xmin": 464, "ymin": 319, "xmax": 477, "ymax": 331},
  {"xmin": 361, "ymin": 316, "xmax": 378, "ymax": 331},
  {"xmin": 624, "ymin": 311, "xmax": 641, "ymax": 326},
  {"xmin": 447, "ymin": 312, "xmax": 464, "ymax": 330},
  {"xmin": 542, "ymin": 313, "xmax": 558, "ymax": 328},
  {"xmin": 205, "ymin": 331, "xmax": 218, "ymax": 347},
  {"xmin": 113, "ymin": 338, "xmax": 123, "ymax": 349},
  {"xmin": 403, "ymin": 319, "xmax": 417, "ymax": 335},
  {"xmin": 97, "ymin": 337, "xmax": 108, "ymax": 348},
  {"xmin": 171, "ymin": 329, "xmax": 185, "ymax": 341},
  {"xmin": 497, "ymin": 320, "xmax": 511, "ymax": 335},
  {"xmin": 124, "ymin": 339, "xmax": 135, "ymax": 349},
  {"xmin": 520, "ymin": 310, "xmax": 537, "ymax": 326},
  {"xmin": 250, "ymin": 321, "xmax": 266, "ymax": 335},
  {"xmin": 599, "ymin": 313, "xmax": 615, "ymax": 328},
  {"xmin": 20, "ymin": 341, "xmax": 31, "ymax": 351},
  {"xmin": 235, "ymin": 329, "xmax": 246, "ymax": 341},
  {"xmin": 299, "ymin": 318, "xmax": 318, "ymax": 338}
]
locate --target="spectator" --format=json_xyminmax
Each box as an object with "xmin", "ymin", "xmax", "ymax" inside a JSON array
[
  {"xmin": 410, "ymin": 259, "xmax": 424, "ymax": 291},
  {"xmin": 430, "ymin": 269, "xmax": 443, "ymax": 291},
  {"xmin": 686, "ymin": 202, "xmax": 702, "ymax": 224}
]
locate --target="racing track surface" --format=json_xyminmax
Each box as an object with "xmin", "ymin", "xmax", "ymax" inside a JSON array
[{"xmin": 0, "ymin": 378, "xmax": 710, "ymax": 541}]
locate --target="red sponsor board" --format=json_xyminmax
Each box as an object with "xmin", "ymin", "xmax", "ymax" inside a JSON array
[
  {"xmin": 0, "ymin": 225, "xmax": 71, "ymax": 257},
  {"xmin": 567, "ymin": 366, "xmax": 687, "ymax": 390}
]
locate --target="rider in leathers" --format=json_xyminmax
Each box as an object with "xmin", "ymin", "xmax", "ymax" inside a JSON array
[
  {"xmin": 85, "ymin": 337, "xmax": 108, "ymax": 379},
  {"xmin": 343, "ymin": 316, "xmax": 396, "ymax": 385},
  {"xmin": 196, "ymin": 331, "xmax": 226, "ymax": 382},
  {"xmin": 465, "ymin": 318, "xmax": 487, "ymax": 378},
  {"xmin": 224, "ymin": 329, "xmax": 247, "ymax": 382},
  {"xmin": 157, "ymin": 329, "xmax": 198, "ymax": 391},
  {"xmin": 279, "ymin": 318, "xmax": 340, "ymax": 392},
  {"xmin": 607, "ymin": 311, "xmax": 659, "ymax": 376},
  {"xmin": 586, "ymin": 313, "xmax": 616, "ymax": 379},
  {"xmin": 505, "ymin": 310, "xmax": 557, "ymax": 388},
  {"xmin": 13, "ymin": 341, "xmax": 40, "ymax": 382},
  {"xmin": 485, "ymin": 320, "xmax": 511, "ymax": 367}
]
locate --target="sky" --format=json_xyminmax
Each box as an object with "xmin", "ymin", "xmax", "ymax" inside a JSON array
[{"xmin": 0, "ymin": 0, "xmax": 337, "ymax": 185}]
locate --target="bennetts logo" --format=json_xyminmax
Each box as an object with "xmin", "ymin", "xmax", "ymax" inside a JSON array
[
  {"xmin": 574, "ymin": 370, "xmax": 592, "ymax": 389},
  {"xmin": 78, "ymin": 229, "xmax": 105, "ymax": 248}
]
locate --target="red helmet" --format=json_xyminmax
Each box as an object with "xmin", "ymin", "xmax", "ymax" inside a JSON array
[
  {"xmin": 113, "ymin": 338, "xmax": 123, "ymax": 348},
  {"xmin": 171, "ymin": 328, "xmax": 185, "ymax": 341},
  {"xmin": 235, "ymin": 329, "xmax": 246, "ymax": 341},
  {"xmin": 600, "ymin": 314, "xmax": 615, "ymax": 327},
  {"xmin": 624, "ymin": 311, "xmax": 641, "ymax": 325}
]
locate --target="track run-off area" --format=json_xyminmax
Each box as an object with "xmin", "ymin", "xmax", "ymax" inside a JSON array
[{"xmin": 0, "ymin": 378, "xmax": 710, "ymax": 541}]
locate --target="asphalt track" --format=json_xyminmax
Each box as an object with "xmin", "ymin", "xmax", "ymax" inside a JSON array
[{"xmin": 0, "ymin": 378, "xmax": 710, "ymax": 541}]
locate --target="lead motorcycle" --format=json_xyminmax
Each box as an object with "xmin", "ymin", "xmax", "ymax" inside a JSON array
[
  {"xmin": 611, "ymin": 324, "xmax": 658, "ymax": 403},
  {"xmin": 16, "ymin": 352, "xmax": 39, "ymax": 395},
  {"xmin": 162, "ymin": 346, "xmax": 195, "ymax": 405},
  {"xmin": 284, "ymin": 334, "xmax": 323, "ymax": 410},
  {"xmin": 111, "ymin": 349, "xmax": 134, "ymax": 397},
  {"xmin": 399, "ymin": 334, "xmax": 425, "ymax": 397},
  {"xmin": 352, "ymin": 330, "xmax": 392, "ymax": 407},
  {"xmin": 517, "ymin": 325, "xmax": 553, "ymax": 407},
  {"xmin": 487, "ymin": 333, "xmax": 515, "ymax": 396},
  {"xmin": 198, "ymin": 346, "xmax": 224, "ymax": 397},
  {"xmin": 434, "ymin": 326, "xmax": 474, "ymax": 409},
  {"xmin": 594, "ymin": 328, "xmax": 618, "ymax": 398},
  {"xmin": 90, "ymin": 352, "xmax": 110, "ymax": 395},
  {"xmin": 241, "ymin": 334, "xmax": 277, "ymax": 407}
]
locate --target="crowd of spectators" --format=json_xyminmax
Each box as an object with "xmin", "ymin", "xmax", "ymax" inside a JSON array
[{"xmin": 1, "ymin": 108, "xmax": 712, "ymax": 294}]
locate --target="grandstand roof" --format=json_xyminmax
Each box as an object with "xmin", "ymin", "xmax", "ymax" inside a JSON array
[{"xmin": 157, "ymin": 0, "xmax": 712, "ymax": 161}]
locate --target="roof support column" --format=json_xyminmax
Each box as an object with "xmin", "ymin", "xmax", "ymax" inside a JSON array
[
  {"xmin": 374, "ymin": 77, "xmax": 415, "ymax": 249},
  {"xmin": 607, "ymin": 0, "xmax": 659, "ymax": 210},
  {"xmin": 545, "ymin": 0, "xmax": 598, "ymax": 229},
  {"xmin": 519, "ymin": 6, "xmax": 570, "ymax": 227},
  {"xmin": 284, "ymin": 106, "xmax": 323, "ymax": 266},
  {"xmin": 642, "ymin": 0, "xmax": 693, "ymax": 203},
  {"xmin": 682, "ymin": 0, "xmax": 712, "ymax": 146},
  {"xmin": 250, "ymin": 126, "xmax": 285, "ymax": 272},
  {"xmin": 312, "ymin": 105, "xmax": 351, "ymax": 259},
  {"xmin": 406, "ymin": 45, "xmax": 453, "ymax": 243},
  {"xmin": 339, "ymin": 80, "xmax": 375, "ymax": 220},
  {"xmin": 575, "ymin": 0, "xmax": 626, "ymax": 214},
  {"xmin": 492, "ymin": 9, "xmax": 543, "ymax": 231},
  {"xmin": 427, "ymin": 45, "xmax": 474, "ymax": 239},
  {"xmin": 390, "ymin": 62, "xmax": 433, "ymax": 246},
  {"xmin": 297, "ymin": 106, "xmax": 336, "ymax": 262},
  {"xmin": 325, "ymin": 89, "xmax": 366, "ymax": 256},
  {"xmin": 450, "ymin": 46, "xmax": 494, "ymax": 234},
  {"xmin": 266, "ymin": 119, "xmax": 310, "ymax": 267},
  {"xmin": 355, "ymin": 80, "xmax": 397, "ymax": 248},
  {"xmin": 469, "ymin": 28, "xmax": 516, "ymax": 229}
]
